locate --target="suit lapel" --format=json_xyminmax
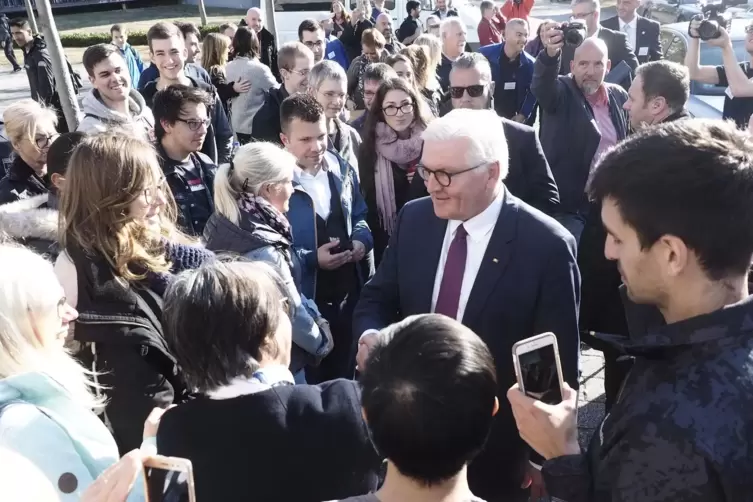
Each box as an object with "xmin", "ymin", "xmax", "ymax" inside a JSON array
[
  {"xmin": 462, "ymin": 190, "xmax": 517, "ymax": 325},
  {"xmin": 414, "ymin": 210, "xmax": 448, "ymax": 314}
]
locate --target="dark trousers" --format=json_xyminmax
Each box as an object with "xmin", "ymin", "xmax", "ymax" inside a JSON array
[
  {"xmin": 236, "ymin": 133, "xmax": 253, "ymax": 145},
  {"xmin": 2, "ymin": 37, "xmax": 20, "ymax": 70},
  {"xmin": 306, "ymin": 294, "xmax": 358, "ymax": 383}
]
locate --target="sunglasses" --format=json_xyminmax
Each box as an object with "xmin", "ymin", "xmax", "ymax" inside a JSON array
[
  {"xmin": 746, "ymin": 25, "xmax": 753, "ymax": 34},
  {"xmin": 449, "ymin": 85, "xmax": 486, "ymax": 99}
]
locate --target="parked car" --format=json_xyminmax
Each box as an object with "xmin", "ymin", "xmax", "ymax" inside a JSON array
[
  {"xmin": 727, "ymin": 4, "xmax": 753, "ymax": 18},
  {"xmin": 646, "ymin": 0, "xmax": 703, "ymax": 23},
  {"xmin": 661, "ymin": 19, "xmax": 750, "ymax": 118}
]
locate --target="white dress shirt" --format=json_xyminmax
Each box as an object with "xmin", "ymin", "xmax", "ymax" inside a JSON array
[
  {"xmin": 619, "ymin": 17, "xmax": 637, "ymax": 51},
  {"xmin": 430, "ymin": 188, "xmax": 506, "ymax": 323},
  {"xmin": 294, "ymin": 152, "xmax": 340, "ymax": 220}
]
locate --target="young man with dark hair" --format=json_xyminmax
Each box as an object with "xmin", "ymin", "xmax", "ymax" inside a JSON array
[
  {"xmin": 175, "ymin": 21, "xmax": 202, "ymax": 65},
  {"xmin": 298, "ymin": 18, "xmax": 326, "ymax": 64},
  {"xmin": 510, "ymin": 119, "xmax": 753, "ymax": 502},
  {"xmin": 624, "ymin": 60, "xmax": 690, "ymax": 130},
  {"xmin": 78, "ymin": 43, "xmax": 154, "ymax": 140},
  {"xmin": 281, "ymin": 94, "xmax": 373, "ymax": 382},
  {"xmin": 398, "ymin": 1, "xmax": 423, "ymax": 45},
  {"xmin": 140, "ymin": 22, "xmax": 233, "ymax": 164},
  {"xmin": 152, "ymin": 84, "xmax": 217, "ymax": 237},
  {"xmin": 343, "ymin": 314, "xmax": 497, "ymax": 502},
  {"xmin": 252, "ymin": 42, "xmax": 315, "ymax": 145},
  {"xmin": 0, "ymin": 13, "xmax": 21, "ymax": 72},
  {"xmin": 349, "ymin": 62, "xmax": 397, "ymax": 135},
  {"xmin": 137, "ymin": 22, "xmax": 212, "ymax": 90},
  {"xmin": 110, "ymin": 24, "xmax": 144, "ymax": 87}
]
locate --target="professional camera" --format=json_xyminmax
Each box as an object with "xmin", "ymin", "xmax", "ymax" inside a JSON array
[
  {"xmin": 689, "ymin": 3, "xmax": 729, "ymax": 41},
  {"xmin": 560, "ymin": 20, "xmax": 587, "ymax": 47}
]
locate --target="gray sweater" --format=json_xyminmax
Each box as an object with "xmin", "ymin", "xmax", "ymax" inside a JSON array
[{"xmin": 225, "ymin": 56, "xmax": 277, "ymax": 135}]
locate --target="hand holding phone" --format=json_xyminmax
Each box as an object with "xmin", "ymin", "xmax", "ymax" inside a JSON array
[
  {"xmin": 512, "ymin": 333, "xmax": 565, "ymax": 405},
  {"xmin": 144, "ymin": 455, "xmax": 196, "ymax": 502}
]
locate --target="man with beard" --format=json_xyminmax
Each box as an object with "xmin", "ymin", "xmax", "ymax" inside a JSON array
[
  {"xmin": 240, "ymin": 8, "xmax": 280, "ymax": 82},
  {"xmin": 78, "ymin": 44, "xmax": 155, "ymax": 140},
  {"xmin": 375, "ymin": 13, "xmax": 404, "ymax": 55},
  {"xmin": 532, "ymin": 32, "xmax": 628, "ymax": 243}
]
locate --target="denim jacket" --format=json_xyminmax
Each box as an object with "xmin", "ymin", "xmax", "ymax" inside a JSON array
[{"xmin": 286, "ymin": 151, "xmax": 373, "ymax": 300}]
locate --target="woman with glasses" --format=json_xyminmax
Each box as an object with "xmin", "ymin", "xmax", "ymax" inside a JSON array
[
  {"xmin": 358, "ymin": 77, "xmax": 431, "ymax": 264},
  {"xmin": 225, "ymin": 26, "xmax": 277, "ymax": 144},
  {"xmin": 0, "ymin": 99, "xmax": 58, "ymax": 204},
  {"xmin": 55, "ymin": 133, "xmax": 214, "ymax": 454},
  {"xmin": 204, "ymin": 142, "xmax": 334, "ymax": 382},
  {"xmin": 202, "ymin": 33, "xmax": 252, "ymax": 115}
]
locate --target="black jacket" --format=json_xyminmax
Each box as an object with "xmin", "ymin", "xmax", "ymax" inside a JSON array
[
  {"xmin": 544, "ymin": 294, "xmax": 753, "ymax": 502},
  {"xmin": 141, "ymin": 77, "xmax": 234, "ymax": 164},
  {"xmin": 0, "ymin": 156, "xmax": 49, "ymax": 204},
  {"xmin": 601, "ymin": 15, "xmax": 662, "ymax": 64},
  {"xmin": 157, "ymin": 379, "xmax": 381, "ymax": 502},
  {"xmin": 251, "ymin": 85, "xmax": 289, "ymax": 145},
  {"xmin": 237, "ymin": 22, "xmax": 280, "ymax": 82},
  {"xmin": 532, "ymin": 50, "xmax": 629, "ymax": 214},
  {"xmin": 341, "ymin": 19, "xmax": 375, "ymax": 63},
  {"xmin": 22, "ymin": 36, "xmax": 55, "ymax": 106}
]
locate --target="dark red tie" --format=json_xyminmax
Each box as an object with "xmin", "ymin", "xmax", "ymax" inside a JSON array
[{"xmin": 434, "ymin": 224, "xmax": 468, "ymax": 320}]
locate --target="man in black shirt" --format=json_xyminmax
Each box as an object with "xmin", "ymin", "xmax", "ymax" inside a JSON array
[
  {"xmin": 152, "ymin": 85, "xmax": 217, "ymax": 237},
  {"xmin": 686, "ymin": 19, "xmax": 753, "ymax": 129},
  {"xmin": 398, "ymin": 1, "xmax": 423, "ymax": 45}
]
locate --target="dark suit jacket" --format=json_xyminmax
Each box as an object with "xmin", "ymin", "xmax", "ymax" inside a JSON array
[
  {"xmin": 352, "ymin": 191, "xmax": 580, "ymax": 502},
  {"xmin": 559, "ymin": 27, "xmax": 639, "ymax": 81},
  {"xmin": 601, "ymin": 15, "xmax": 662, "ymax": 64}
]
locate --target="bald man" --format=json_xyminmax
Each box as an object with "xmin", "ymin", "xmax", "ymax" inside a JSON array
[
  {"xmin": 375, "ymin": 13, "xmax": 404, "ymax": 54},
  {"xmin": 239, "ymin": 7, "xmax": 280, "ymax": 81},
  {"xmin": 531, "ymin": 30, "xmax": 629, "ymax": 242}
]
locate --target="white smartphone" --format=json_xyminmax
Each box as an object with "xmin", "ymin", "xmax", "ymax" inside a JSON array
[
  {"xmin": 143, "ymin": 455, "xmax": 197, "ymax": 502},
  {"xmin": 512, "ymin": 333, "xmax": 565, "ymax": 405}
]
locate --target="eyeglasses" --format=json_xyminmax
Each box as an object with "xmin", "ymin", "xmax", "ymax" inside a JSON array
[
  {"xmin": 35, "ymin": 134, "xmax": 58, "ymax": 149},
  {"xmin": 176, "ymin": 118, "xmax": 210, "ymax": 131},
  {"xmin": 417, "ymin": 161, "xmax": 489, "ymax": 187},
  {"xmin": 571, "ymin": 10, "xmax": 595, "ymax": 19},
  {"xmin": 449, "ymin": 84, "xmax": 486, "ymax": 99},
  {"xmin": 290, "ymin": 68, "xmax": 310, "ymax": 77},
  {"xmin": 382, "ymin": 103, "xmax": 414, "ymax": 116},
  {"xmin": 144, "ymin": 176, "xmax": 168, "ymax": 204},
  {"xmin": 746, "ymin": 25, "xmax": 753, "ymax": 34},
  {"xmin": 304, "ymin": 40, "xmax": 324, "ymax": 49}
]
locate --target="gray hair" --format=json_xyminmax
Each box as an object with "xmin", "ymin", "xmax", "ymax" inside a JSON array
[
  {"xmin": 308, "ymin": 59, "xmax": 347, "ymax": 93},
  {"xmin": 572, "ymin": 0, "xmax": 600, "ymax": 10},
  {"xmin": 452, "ymin": 52, "xmax": 492, "ymax": 83},
  {"xmin": 422, "ymin": 108, "xmax": 509, "ymax": 180},
  {"xmin": 505, "ymin": 18, "xmax": 528, "ymax": 32},
  {"xmin": 439, "ymin": 17, "xmax": 465, "ymax": 39}
]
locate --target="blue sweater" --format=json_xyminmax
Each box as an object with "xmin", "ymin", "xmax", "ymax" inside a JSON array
[{"xmin": 479, "ymin": 43, "xmax": 537, "ymax": 121}]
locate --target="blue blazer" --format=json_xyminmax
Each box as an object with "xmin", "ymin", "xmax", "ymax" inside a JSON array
[
  {"xmin": 479, "ymin": 43, "xmax": 537, "ymax": 121},
  {"xmin": 352, "ymin": 190, "xmax": 580, "ymax": 500}
]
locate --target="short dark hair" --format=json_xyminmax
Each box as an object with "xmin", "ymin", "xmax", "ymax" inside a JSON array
[
  {"xmin": 110, "ymin": 23, "xmax": 125, "ymax": 35},
  {"xmin": 636, "ymin": 60, "xmax": 690, "ymax": 113},
  {"xmin": 218, "ymin": 22, "xmax": 236, "ymax": 33},
  {"xmin": 589, "ymin": 119, "xmax": 753, "ymax": 280},
  {"xmin": 232, "ymin": 26, "xmax": 260, "ymax": 58},
  {"xmin": 175, "ymin": 21, "xmax": 201, "ymax": 41},
  {"xmin": 407, "ymin": 0, "xmax": 421, "ymax": 13},
  {"xmin": 297, "ymin": 18, "xmax": 321, "ymax": 41},
  {"xmin": 8, "ymin": 18, "xmax": 30, "ymax": 31},
  {"xmin": 164, "ymin": 261, "xmax": 288, "ymax": 392},
  {"xmin": 147, "ymin": 21, "xmax": 181, "ymax": 51},
  {"xmin": 361, "ymin": 314, "xmax": 497, "ymax": 485},
  {"xmin": 47, "ymin": 131, "xmax": 86, "ymax": 179},
  {"xmin": 152, "ymin": 84, "xmax": 214, "ymax": 140},
  {"xmin": 363, "ymin": 62, "xmax": 398, "ymax": 83},
  {"xmin": 280, "ymin": 94, "xmax": 324, "ymax": 134},
  {"xmin": 82, "ymin": 43, "xmax": 120, "ymax": 77}
]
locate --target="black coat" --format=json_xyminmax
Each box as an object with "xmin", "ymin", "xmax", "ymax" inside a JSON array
[
  {"xmin": 601, "ymin": 15, "xmax": 662, "ymax": 64},
  {"xmin": 340, "ymin": 19, "xmax": 375, "ymax": 64},
  {"xmin": 21, "ymin": 36, "xmax": 55, "ymax": 106},
  {"xmin": 0, "ymin": 156, "xmax": 49, "ymax": 204},
  {"xmin": 559, "ymin": 27, "xmax": 639, "ymax": 85},
  {"xmin": 157, "ymin": 380, "xmax": 381, "ymax": 502},
  {"xmin": 252, "ymin": 86, "xmax": 289, "ymax": 145},
  {"xmin": 238, "ymin": 22, "xmax": 280, "ymax": 82}
]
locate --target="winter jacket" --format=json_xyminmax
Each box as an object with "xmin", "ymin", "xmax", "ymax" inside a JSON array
[
  {"xmin": 236, "ymin": 23, "xmax": 280, "ymax": 82},
  {"xmin": 141, "ymin": 77, "xmax": 234, "ymax": 164},
  {"xmin": 22, "ymin": 36, "xmax": 55, "ymax": 106},
  {"xmin": 329, "ymin": 119, "xmax": 362, "ymax": 172},
  {"xmin": 251, "ymin": 85, "xmax": 289, "ymax": 145},
  {"xmin": 0, "ymin": 156, "xmax": 49, "ymax": 204},
  {"xmin": 203, "ymin": 212, "xmax": 333, "ymax": 373},
  {"xmin": 0, "ymin": 372, "xmax": 143, "ymax": 502},
  {"xmin": 0, "ymin": 120, "xmax": 12, "ymax": 176},
  {"xmin": 544, "ymin": 294, "xmax": 753, "ymax": 502},
  {"xmin": 136, "ymin": 62, "xmax": 212, "ymax": 91},
  {"xmin": 0, "ymin": 194, "xmax": 58, "ymax": 258},
  {"xmin": 77, "ymin": 88, "xmax": 155, "ymax": 141},
  {"xmin": 225, "ymin": 56, "xmax": 277, "ymax": 135},
  {"xmin": 479, "ymin": 43, "xmax": 537, "ymax": 121},
  {"xmin": 287, "ymin": 151, "xmax": 373, "ymax": 300},
  {"xmin": 118, "ymin": 43, "xmax": 144, "ymax": 90}
]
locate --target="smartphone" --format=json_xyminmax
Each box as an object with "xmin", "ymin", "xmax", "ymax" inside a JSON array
[
  {"xmin": 512, "ymin": 333, "xmax": 565, "ymax": 405},
  {"xmin": 143, "ymin": 455, "xmax": 196, "ymax": 502}
]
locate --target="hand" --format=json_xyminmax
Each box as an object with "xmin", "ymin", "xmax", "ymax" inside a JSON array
[
  {"xmin": 351, "ymin": 240, "xmax": 366, "ymax": 262},
  {"xmin": 525, "ymin": 464, "xmax": 548, "ymax": 498},
  {"xmin": 317, "ymin": 240, "xmax": 353, "ymax": 270},
  {"xmin": 143, "ymin": 405, "xmax": 174, "ymax": 440},
  {"xmin": 706, "ymin": 26, "xmax": 732, "ymax": 49},
  {"xmin": 543, "ymin": 24, "xmax": 565, "ymax": 57},
  {"xmin": 356, "ymin": 332, "xmax": 379, "ymax": 371},
  {"xmin": 506, "ymin": 382, "xmax": 580, "ymax": 460},
  {"xmin": 233, "ymin": 78, "xmax": 252, "ymax": 93},
  {"xmin": 81, "ymin": 447, "xmax": 155, "ymax": 502},
  {"xmin": 351, "ymin": 8, "xmax": 363, "ymax": 23},
  {"xmin": 688, "ymin": 17, "xmax": 702, "ymax": 39},
  {"xmin": 512, "ymin": 113, "xmax": 526, "ymax": 123}
]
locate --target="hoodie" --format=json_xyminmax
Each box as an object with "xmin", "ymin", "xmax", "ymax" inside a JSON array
[
  {"xmin": 78, "ymin": 88, "xmax": 155, "ymax": 141},
  {"xmin": 0, "ymin": 194, "xmax": 58, "ymax": 258}
]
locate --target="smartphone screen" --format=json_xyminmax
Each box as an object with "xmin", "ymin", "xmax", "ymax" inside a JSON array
[
  {"xmin": 519, "ymin": 343, "xmax": 563, "ymax": 405},
  {"xmin": 145, "ymin": 466, "xmax": 191, "ymax": 502}
]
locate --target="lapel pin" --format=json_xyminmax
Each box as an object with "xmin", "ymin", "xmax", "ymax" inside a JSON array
[{"xmin": 492, "ymin": 258, "xmax": 499, "ymax": 263}]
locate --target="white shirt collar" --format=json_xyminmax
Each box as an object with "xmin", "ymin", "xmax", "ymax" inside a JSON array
[
  {"xmin": 446, "ymin": 187, "xmax": 505, "ymax": 242},
  {"xmin": 294, "ymin": 163, "xmax": 328, "ymax": 181},
  {"xmin": 619, "ymin": 17, "xmax": 636, "ymax": 29}
]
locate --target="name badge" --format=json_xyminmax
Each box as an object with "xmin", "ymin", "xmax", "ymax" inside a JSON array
[
  {"xmin": 638, "ymin": 47, "xmax": 649, "ymax": 56},
  {"xmin": 328, "ymin": 51, "xmax": 335, "ymax": 59},
  {"xmin": 725, "ymin": 86, "xmax": 735, "ymax": 99},
  {"xmin": 188, "ymin": 178, "xmax": 206, "ymax": 192},
  {"xmin": 504, "ymin": 81, "xmax": 516, "ymax": 90}
]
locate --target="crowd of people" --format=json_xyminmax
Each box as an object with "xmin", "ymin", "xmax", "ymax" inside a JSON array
[{"xmin": 1, "ymin": 0, "xmax": 753, "ymax": 501}]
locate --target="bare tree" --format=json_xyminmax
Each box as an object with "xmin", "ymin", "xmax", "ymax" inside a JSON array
[{"xmin": 198, "ymin": 0, "xmax": 208, "ymax": 26}]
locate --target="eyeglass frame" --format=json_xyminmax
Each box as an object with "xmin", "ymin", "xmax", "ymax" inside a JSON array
[
  {"xmin": 175, "ymin": 117, "xmax": 211, "ymax": 131},
  {"xmin": 417, "ymin": 161, "xmax": 491, "ymax": 187},
  {"xmin": 571, "ymin": 10, "xmax": 595, "ymax": 19},
  {"xmin": 448, "ymin": 84, "xmax": 487, "ymax": 99},
  {"xmin": 745, "ymin": 24, "xmax": 753, "ymax": 34},
  {"xmin": 143, "ymin": 176, "xmax": 168, "ymax": 204},
  {"xmin": 35, "ymin": 133, "xmax": 58, "ymax": 149},
  {"xmin": 382, "ymin": 102, "xmax": 415, "ymax": 116}
]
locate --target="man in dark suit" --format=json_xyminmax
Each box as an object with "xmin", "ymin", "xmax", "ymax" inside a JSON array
[
  {"xmin": 601, "ymin": 0, "xmax": 662, "ymax": 64},
  {"xmin": 353, "ymin": 108, "xmax": 580, "ymax": 502},
  {"xmin": 560, "ymin": 0, "xmax": 639, "ymax": 85}
]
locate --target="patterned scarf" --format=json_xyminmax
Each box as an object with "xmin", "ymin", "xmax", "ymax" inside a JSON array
[{"xmin": 238, "ymin": 192, "xmax": 293, "ymax": 244}]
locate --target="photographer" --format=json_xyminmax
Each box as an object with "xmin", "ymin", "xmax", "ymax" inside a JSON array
[
  {"xmin": 532, "ymin": 25, "xmax": 628, "ymax": 242},
  {"xmin": 685, "ymin": 18, "xmax": 753, "ymax": 129}
]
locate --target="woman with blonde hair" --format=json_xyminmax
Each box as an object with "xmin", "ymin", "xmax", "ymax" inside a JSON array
[
  {"xmin": 0, "ymin": 99, "xmax": 58, "ymax": 204},
  {"xmin": 55, "ymin": 133, "xmax": 214, "ymax": 454},
  {"xmin": 414, "ymin": 34, "xmax": 443, "ymax": 86},
  {"xmin": 204, "ymin": 142, "xmax": 333, "ymax": 381},
  {"xmin": 201, "ymin": 32, "xmax": 251, "ymax": 114},
  {"xmin": 400, "ymin": 44, "xmax": 443, "ymax": 115},
  {"xmin": 0, "ymin": 244, "xmax": 144, "ymax": 501}
]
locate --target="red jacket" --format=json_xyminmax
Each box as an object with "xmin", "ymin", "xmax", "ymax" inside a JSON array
[
  {"xmin": 501, "ymin": 0, "xmax": 534, "ymax": 22},
  {"xmin": 477, "ymin": 15, "xmax": 506, "ymax": 47}
]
